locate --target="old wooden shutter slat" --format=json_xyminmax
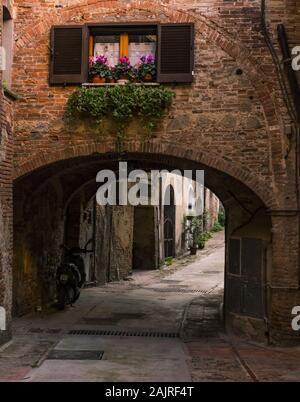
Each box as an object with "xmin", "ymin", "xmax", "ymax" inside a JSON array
[
  {"xmin": 50, "ymin": 25, "xmax": 88, "ymax": 85},
  {"xmin": 157, "ymin": 24, "xmax": 194, "ymax": 83}
]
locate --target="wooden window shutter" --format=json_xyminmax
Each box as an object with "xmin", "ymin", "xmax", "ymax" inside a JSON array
[
  {"xmin": 50, "ymin": 26, "xmax": 88, "ymax": 85},
  {"xmin": 157, "ymin": 24, "xmax": 194, "ymax": 83}
]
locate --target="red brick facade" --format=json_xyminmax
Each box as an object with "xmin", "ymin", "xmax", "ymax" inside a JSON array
[
  {"xmin": 0, "ymin": 1, "xmax": 14, "ymax": 344},
  {"xmin": 1, "ymin": 0, "xmax": 300, "ymax": 344}
]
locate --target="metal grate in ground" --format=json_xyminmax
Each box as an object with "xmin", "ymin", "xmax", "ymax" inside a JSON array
[
  {"xmin": 145, "ymin": 287, "xmax": 217, "ymax": 294},
  {"xmin": 68, "ymin": 329, "xmax": 179, "ymax": 338},
  {"xmin": 47, "ymin": 350, "xmax": 104, "ymax": 360},
  {"xmin": 29, "ymin": 328, "xmax": 62, "ymax": 334}
]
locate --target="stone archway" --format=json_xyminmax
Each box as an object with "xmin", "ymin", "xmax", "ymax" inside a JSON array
[
  {"xmin": 14, "ymin": 140, "xmax": 278, "ymax": 210},
  {"xmin": 12, "ymin": 148, "xmax": 279, "ymax": 341}
]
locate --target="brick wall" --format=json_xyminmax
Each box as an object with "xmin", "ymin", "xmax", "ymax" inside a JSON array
[
  {"xmin": 0, "ymin": 0, "xmax": 298, "ymax": 343},
  {"xmin": 10, "ymin": 1, "xmax": 294, "ymax": 204},
  {"xmin": 0, "ymin": 1, "xmax": 14, "ymax": 344}
]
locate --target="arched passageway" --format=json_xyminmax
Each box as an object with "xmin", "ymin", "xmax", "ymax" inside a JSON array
[{"xmin": 12, "ymin": 150, "xmax": 274, "ymax": 342}]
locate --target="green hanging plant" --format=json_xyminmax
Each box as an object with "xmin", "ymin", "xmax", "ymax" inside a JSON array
[{"xmin": 65, "ymin": 85, "xmax": 175, "ymax": 147}]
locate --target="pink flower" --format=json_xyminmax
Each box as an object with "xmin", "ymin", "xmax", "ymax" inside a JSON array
[
  {"xmin": 140, "ymin": 54, "xmax": 155, "ymax": 64},
  {"xmin": 97, "ymin": 55, "xmax": 108, "ymax": 64},
  {"xmin": 120, "ymin": 56, "xmax": 130, "ymax": 64},
  {"xmin": 92, "ymin": 55, "xmax": 108, "ymax": 65}
]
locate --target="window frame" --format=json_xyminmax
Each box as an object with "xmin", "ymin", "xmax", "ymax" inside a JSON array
[
  {"xmin": 50, "ymin": 22, "xmax": 194, "ymax": 85},
  {"xmin": 87, "ymin": 22, "xmax": 159, "ymax": 67}
]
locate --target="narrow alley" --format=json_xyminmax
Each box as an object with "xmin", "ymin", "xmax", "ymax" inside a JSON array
[{"xmin": 1, "ymin": 232, "xmax": 300, "ymax": 382}]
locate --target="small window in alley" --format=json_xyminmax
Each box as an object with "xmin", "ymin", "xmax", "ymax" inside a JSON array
[
  {"xmin": 2, "ymin": 6, "xmax": 13, "ymax": 88},
  {"xmin": 50, "ymin": 24, "xmax": 194, "ymax": 84},
  {"xmin": 93, "ymin": 33, "xmax": 156, "ymax": 67},
  {"xmin": 90, "ymin": 26, "xmax": 157, "ymax": 68}
]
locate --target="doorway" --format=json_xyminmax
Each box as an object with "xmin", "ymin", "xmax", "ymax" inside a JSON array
[
  {"xmin": 164, "ymin": 185, "xmax": 175, "ymax": 258},
  {"xmin": 133, "ymin": 206, "xmax": 157, "ymax": 270}
]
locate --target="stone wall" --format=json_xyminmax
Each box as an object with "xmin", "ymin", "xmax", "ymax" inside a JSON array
[
  {"xmin": 204, "ymin": 190, "xmax": 220, "ymax": 231},
  {"xmin": 13, "ymin": 178, "xmax": 64, "ymax": 316},
  {"xmin": 0, "ymin": 1, "xmax": 14, "ymax": 344},
  {"xmin": 96, "ymin": 204, "xmax": 135, "ymax": 283}
]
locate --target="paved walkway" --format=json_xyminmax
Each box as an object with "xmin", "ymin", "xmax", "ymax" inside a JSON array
[{"xmin": 1, "ymin": 231, "xmax": 300, "ymax": 382}]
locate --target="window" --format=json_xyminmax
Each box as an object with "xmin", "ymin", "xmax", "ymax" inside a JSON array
[
  {"xmin": 50, "ymin": 23, "xmax": 194, "ymax": 85},
  {"xmin": 92, "ymin": 32, "xmax": 156, "ymax": 67},
  {"xmin": 2, "ymin": 6, "xmax": 13, "ymax": 88}
]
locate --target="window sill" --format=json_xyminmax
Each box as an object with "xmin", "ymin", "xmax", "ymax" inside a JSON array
[{"xmin": 82, "ymin": 82, "xmax": 160, "ymax": 87}]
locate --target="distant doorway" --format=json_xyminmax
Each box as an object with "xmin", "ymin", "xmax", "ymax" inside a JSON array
[
  {"xmin": 133, "ymin": 206, "xmax": 157, "ymax": 270},
  {"xmin": 164, "ymin": 185, "xmax": 175, "ymax": 258}
]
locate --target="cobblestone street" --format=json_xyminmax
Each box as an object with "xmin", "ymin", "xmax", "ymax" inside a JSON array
[{"xmin": 0, "ymin": 232, "xmax": 300, "ymax": 382}]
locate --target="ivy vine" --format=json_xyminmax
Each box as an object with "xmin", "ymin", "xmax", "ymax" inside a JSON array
[{"xmin": 65, "ymin": 85, "xmax": 175, "ymax": 148}]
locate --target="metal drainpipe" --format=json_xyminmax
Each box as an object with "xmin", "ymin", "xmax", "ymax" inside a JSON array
[
  {"xmin": 260, "ymin": 1, "xmax": 300, "ymax": 342},
  {"xmin": 263, "ymin": 2, "xmax": 300, "ymax": 288},
  {"xmin": 277, "ymin": 25, "xmax": 300, "ymax": 289},
  {"xmin": 261, "ymin": 1, "xmax": 299, "ymax": 124},
  {"xmin": 277, "ymin": 24, "xmax": 300, "ymax": 122}
]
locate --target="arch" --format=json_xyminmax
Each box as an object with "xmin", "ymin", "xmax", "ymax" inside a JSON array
[
  {"xmin": 2, "ymin": 1, "xmax": 13, "ymax": 20},
  {"xmin": 163, "ymin": 181, "xmax": 175, "ymax": 207},
  {"xmin": 3, "ymin": 6, "xmax": 11, "ymax": 21},
  {"xmin": 63, "ymin": 178, "xmax": 96, "ymax": 216},
  {"xmin": 13, "ymin": 144, "xmax": 275, "ymax": 339},
  {"xmin": 13, "ymin": 140, "xmax": 278, "ymax": 209},
  {"xmin": 187, "ymin": 185, "xmax": 195, "ymax": 211}
]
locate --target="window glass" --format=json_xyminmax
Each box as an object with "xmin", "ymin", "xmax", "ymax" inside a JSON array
[
  {"xmin": 128, "ymin": 34, "xmax": 156, "ymax": 67},
  {"xmin": 94, "ymin": 35, "xmax": 120, "ymax": 67},
  {"xmin": 93, "ymin": 33, "xmax": 157, "ymax": 67}
]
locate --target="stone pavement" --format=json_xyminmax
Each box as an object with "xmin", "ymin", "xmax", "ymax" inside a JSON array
[{"xmin": 0, "ymin": 231, "xmax": 300, "ymax": 382}]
